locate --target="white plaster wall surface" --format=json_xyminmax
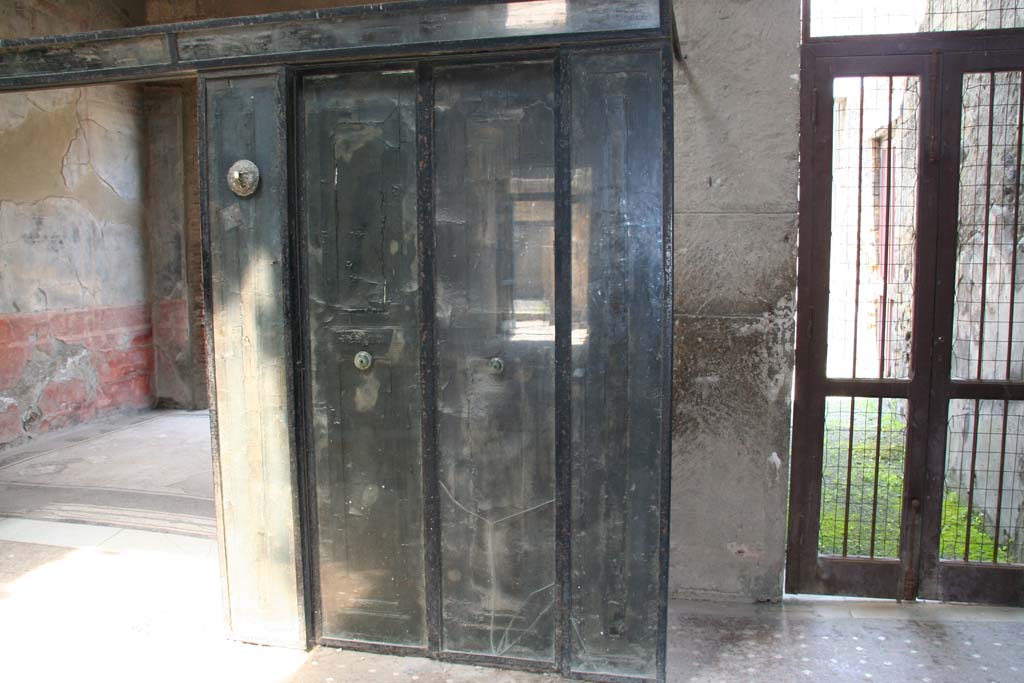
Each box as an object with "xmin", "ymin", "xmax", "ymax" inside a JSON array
[
  {"xmin": 0, "ymin": 0, "xmax": 148, "ymax": 315},
  {"xmin": 0, "ymin": 85, "xmax": 147, "ymax": 315}
]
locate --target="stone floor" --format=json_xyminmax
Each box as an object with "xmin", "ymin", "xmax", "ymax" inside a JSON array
[
  {"xmin": 0, "ymin": 411, "xmax": 1021, "ymax": 682},
  {"xmin": 0, "ymin": 410, "xmax": 215, "ymax": 536}
]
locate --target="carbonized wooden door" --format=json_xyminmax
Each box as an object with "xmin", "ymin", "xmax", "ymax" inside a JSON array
[{"xmin": 297, "ymin": 51, "xmax": 672, "ymax": 682}]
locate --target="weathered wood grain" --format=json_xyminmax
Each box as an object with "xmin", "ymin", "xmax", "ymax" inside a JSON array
[
  {"xmin": 302, "ymin": 69, "xmax": 426, "ymax": 646},
  {"xmin": 433, "ymin": 61, "xmax": 557, "ymax": 663},
  {"xmin": 569, "ymin": 49, "xmax": 665, "ymax": 679},
  {"xmin": 205, "ymin": 73, "xmax": 304, "ymax": 648}
]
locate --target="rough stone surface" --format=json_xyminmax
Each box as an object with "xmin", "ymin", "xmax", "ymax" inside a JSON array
[
  {"xmin": 670, "ymin": 0, "xmax": 800, "ymax": 602},
  {"xmin": 673, "ymin": 2, "xmax": 800, "ymax": 216},
  {"xmin": 676, "ymin": 213, "xmax": 797, "ymax": 318}
]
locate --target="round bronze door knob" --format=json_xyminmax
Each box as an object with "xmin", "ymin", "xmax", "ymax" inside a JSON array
[
  {"xmin": 354, "ymin": 351, "xmax": 374, "ymax": 371},
  {"xmin": 227, "ymin": 159, "xmax": 260, "ymax": 197}
]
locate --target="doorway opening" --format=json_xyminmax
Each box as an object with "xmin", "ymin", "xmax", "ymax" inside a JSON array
[
  {"xmin": 788, "ymin": 0, "xmax": 1024, "ymax": 605},
  {"xmin": 0, "ymin": 79, "xmax": 221, "ymax": 676}
]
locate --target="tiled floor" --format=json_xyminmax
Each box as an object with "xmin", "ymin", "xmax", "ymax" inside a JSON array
[
  {"xmin": 1, "ymin": 516, "xmax": 1021, "ymax": 683},
  {"xmin": 669, "ymin": 599, "xmax": 1023, "ymax": 682}
]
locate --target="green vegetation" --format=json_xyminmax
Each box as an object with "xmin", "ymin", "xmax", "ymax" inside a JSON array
[
  {"xmin": 939, "ymin": 490, "xmax": 1012, "ymax": 563},
  {"xmin": 818, "ymin": 397, "xmax": 1009, "ymax": 562}
]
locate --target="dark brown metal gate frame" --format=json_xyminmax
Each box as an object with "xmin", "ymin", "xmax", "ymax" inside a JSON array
[{"xmin": 787, "ymin": 2, "xmax": 1024, "ymax": 605}]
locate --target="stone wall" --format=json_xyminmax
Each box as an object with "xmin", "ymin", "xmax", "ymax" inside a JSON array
[
  {"xmin": 144, "ymin": 83, "xmax": 206, "ymax": 409},
  {"xmin": 0, "ymin": 85, "xmax": 152, "ymax": 446},
  {"xmin": 670, "ymin": 0, "xmax": 799, "ymax": 601},
  {"xmin": 0, "ymin": 1, "xmax": 152, "ymax": 448},
  {"xmin": 924, "ymin": 0, "xmax": 1024, "ymax": 30}
]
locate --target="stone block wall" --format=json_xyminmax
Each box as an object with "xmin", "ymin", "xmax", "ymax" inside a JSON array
[{"xmin": 670, "ymin": 0, "xmax": 800, "ymax": 601}]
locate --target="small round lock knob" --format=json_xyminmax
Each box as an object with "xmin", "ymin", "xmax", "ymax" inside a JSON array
[
  {"xmin": 227, "ymin": 159, "xmax": 260, "ymax": 197},
  {"xmin": 354, "ymin": 351, "xmax": 374, "ymax": 371},
  {"xmin": 488, "ymin": 357, "xmax": 505, "ymax": 375}
]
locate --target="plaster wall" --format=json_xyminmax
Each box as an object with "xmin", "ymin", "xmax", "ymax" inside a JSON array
[
  {"xmin": 0, "ymin": 1, "xmax": 152, "ymax": 448},
  {"xmin": 144, "ymin": 83, "xmax": 206, "ymax": 409}
]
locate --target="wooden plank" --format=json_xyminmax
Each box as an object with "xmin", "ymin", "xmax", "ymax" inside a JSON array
[
  {"xmin": 0, "ymin": 0, "xmax": 667, "ymax": 92},
  {"xmin": 204, "ymin": 73, "xmax": 305, "ymax": 648},
  {"xmin": 179, "ymin": 0, "xmax": 658, "ymax": 63},
  {"xmin": 301, "ymin": 69, "xmax": 427, "ymax": 646},
  {"xmin": 433, "ymin": 60, "xmax": 558, "ymax": 663},
  {"xmin": 569, "ymin": 49, "xmax": 664, "ymax": 681}
]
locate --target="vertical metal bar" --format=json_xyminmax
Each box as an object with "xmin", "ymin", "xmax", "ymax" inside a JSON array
[
  {"xmin": 852, "ymin": 77, "xmax": 866, "ymax": 378},
  {"xmin": 787, "ymin": 56, "xmax": 835, "ymax": 591},
  {"xmin": 975, "ymin": 72, "xmax": 997, "ymax": 382},
  {"xmin": 902, "ymin": 52, "xmax": 941, "ymax": 602},
  {"xmin": 283, "ymin": 66, "xmax": 318, "ymax": 648},
  {"xmin": 993, "ymin": 399, "xmax": 1010, "ymax": 562},
  {"xmin": 962, "ymin": 74, "xmax": 995, "ymax": 565},
  {"xmin": 992, "ymin": 75, "xmax": 1024, "ymax": 564},
  {"xmin": 553, "ymin": 48, "xmax": 573, "ymax": 678},
  {"xmin": 657, "ymin": 41, "xmax": 675, "ymax": 683},
  {"xmin": 843, "ymin": 397, "xmax": 856, "ymax": 556},
  {"xmin": 870, "ymin": 398, "xmax": 884, "ymax": 558},
  {"xmin": 869, "ymin": 77, "xmax": 897, "ymax": 559},
  {"xmin": 964, "ymin": 398, "xmax": 982, "ymax": 560},
  {"xmin": 963, "ymin": 73, "xmax": 999, "ymax": 562},
  {"xmin": 416, "ymin": 62, "xmax": 442, "ymax": 655},
  {"xmin": 1006, "ymin": 74, "xmax": 1024, "ymax": 381},
  {"xmin": 879, "ymin": 76, "xmax": 894, "ymax": 379},
  {"xmin": 917, "ymin": 50, "xmax": 963, "ymax": 601}
]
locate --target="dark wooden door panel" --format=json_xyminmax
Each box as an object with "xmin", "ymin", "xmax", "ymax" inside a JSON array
[
  {"xmin": 302, "ymin": 69, "xmax": 427, "ymax": 646},
  {"xmin": 568, "ymin": 49, "xmax": 666, "ymax": 680},
  {"xmin": 433, "ymin": 60, "xmax": 558, "ymax": 663}
]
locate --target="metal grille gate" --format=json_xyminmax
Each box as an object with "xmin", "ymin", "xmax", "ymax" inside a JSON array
[{"xmin": 788, "ymin": 30, "xmax": 1024, "ymax": 605}]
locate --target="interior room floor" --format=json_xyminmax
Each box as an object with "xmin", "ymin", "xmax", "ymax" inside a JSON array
[
  {"xmin": 0, "ymin": 412, "xmax": 1021, "ymax": 682},
  {"xmin": 0, "ymin": 410, "xmax": 215, "ymax": 537}
]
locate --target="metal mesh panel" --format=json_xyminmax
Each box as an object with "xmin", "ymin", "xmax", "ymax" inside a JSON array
[
  {"xmin": 952, "ymin": 71, "xmax": 1024, "ymax": 381},
  {"xmin": 819, "ymin": 397, "xmax": 908, "ymax": 559},
  {"xmin": 944, "ymin": 400, "xmax": 1024, "ymax": 564},
  {"xmin": 827, "ymin": 77, "xmax": 919, "ymax": 380},
  {"xmin": 810, "ymin": 0, "xmax": 1024, "ymax": 37}
]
